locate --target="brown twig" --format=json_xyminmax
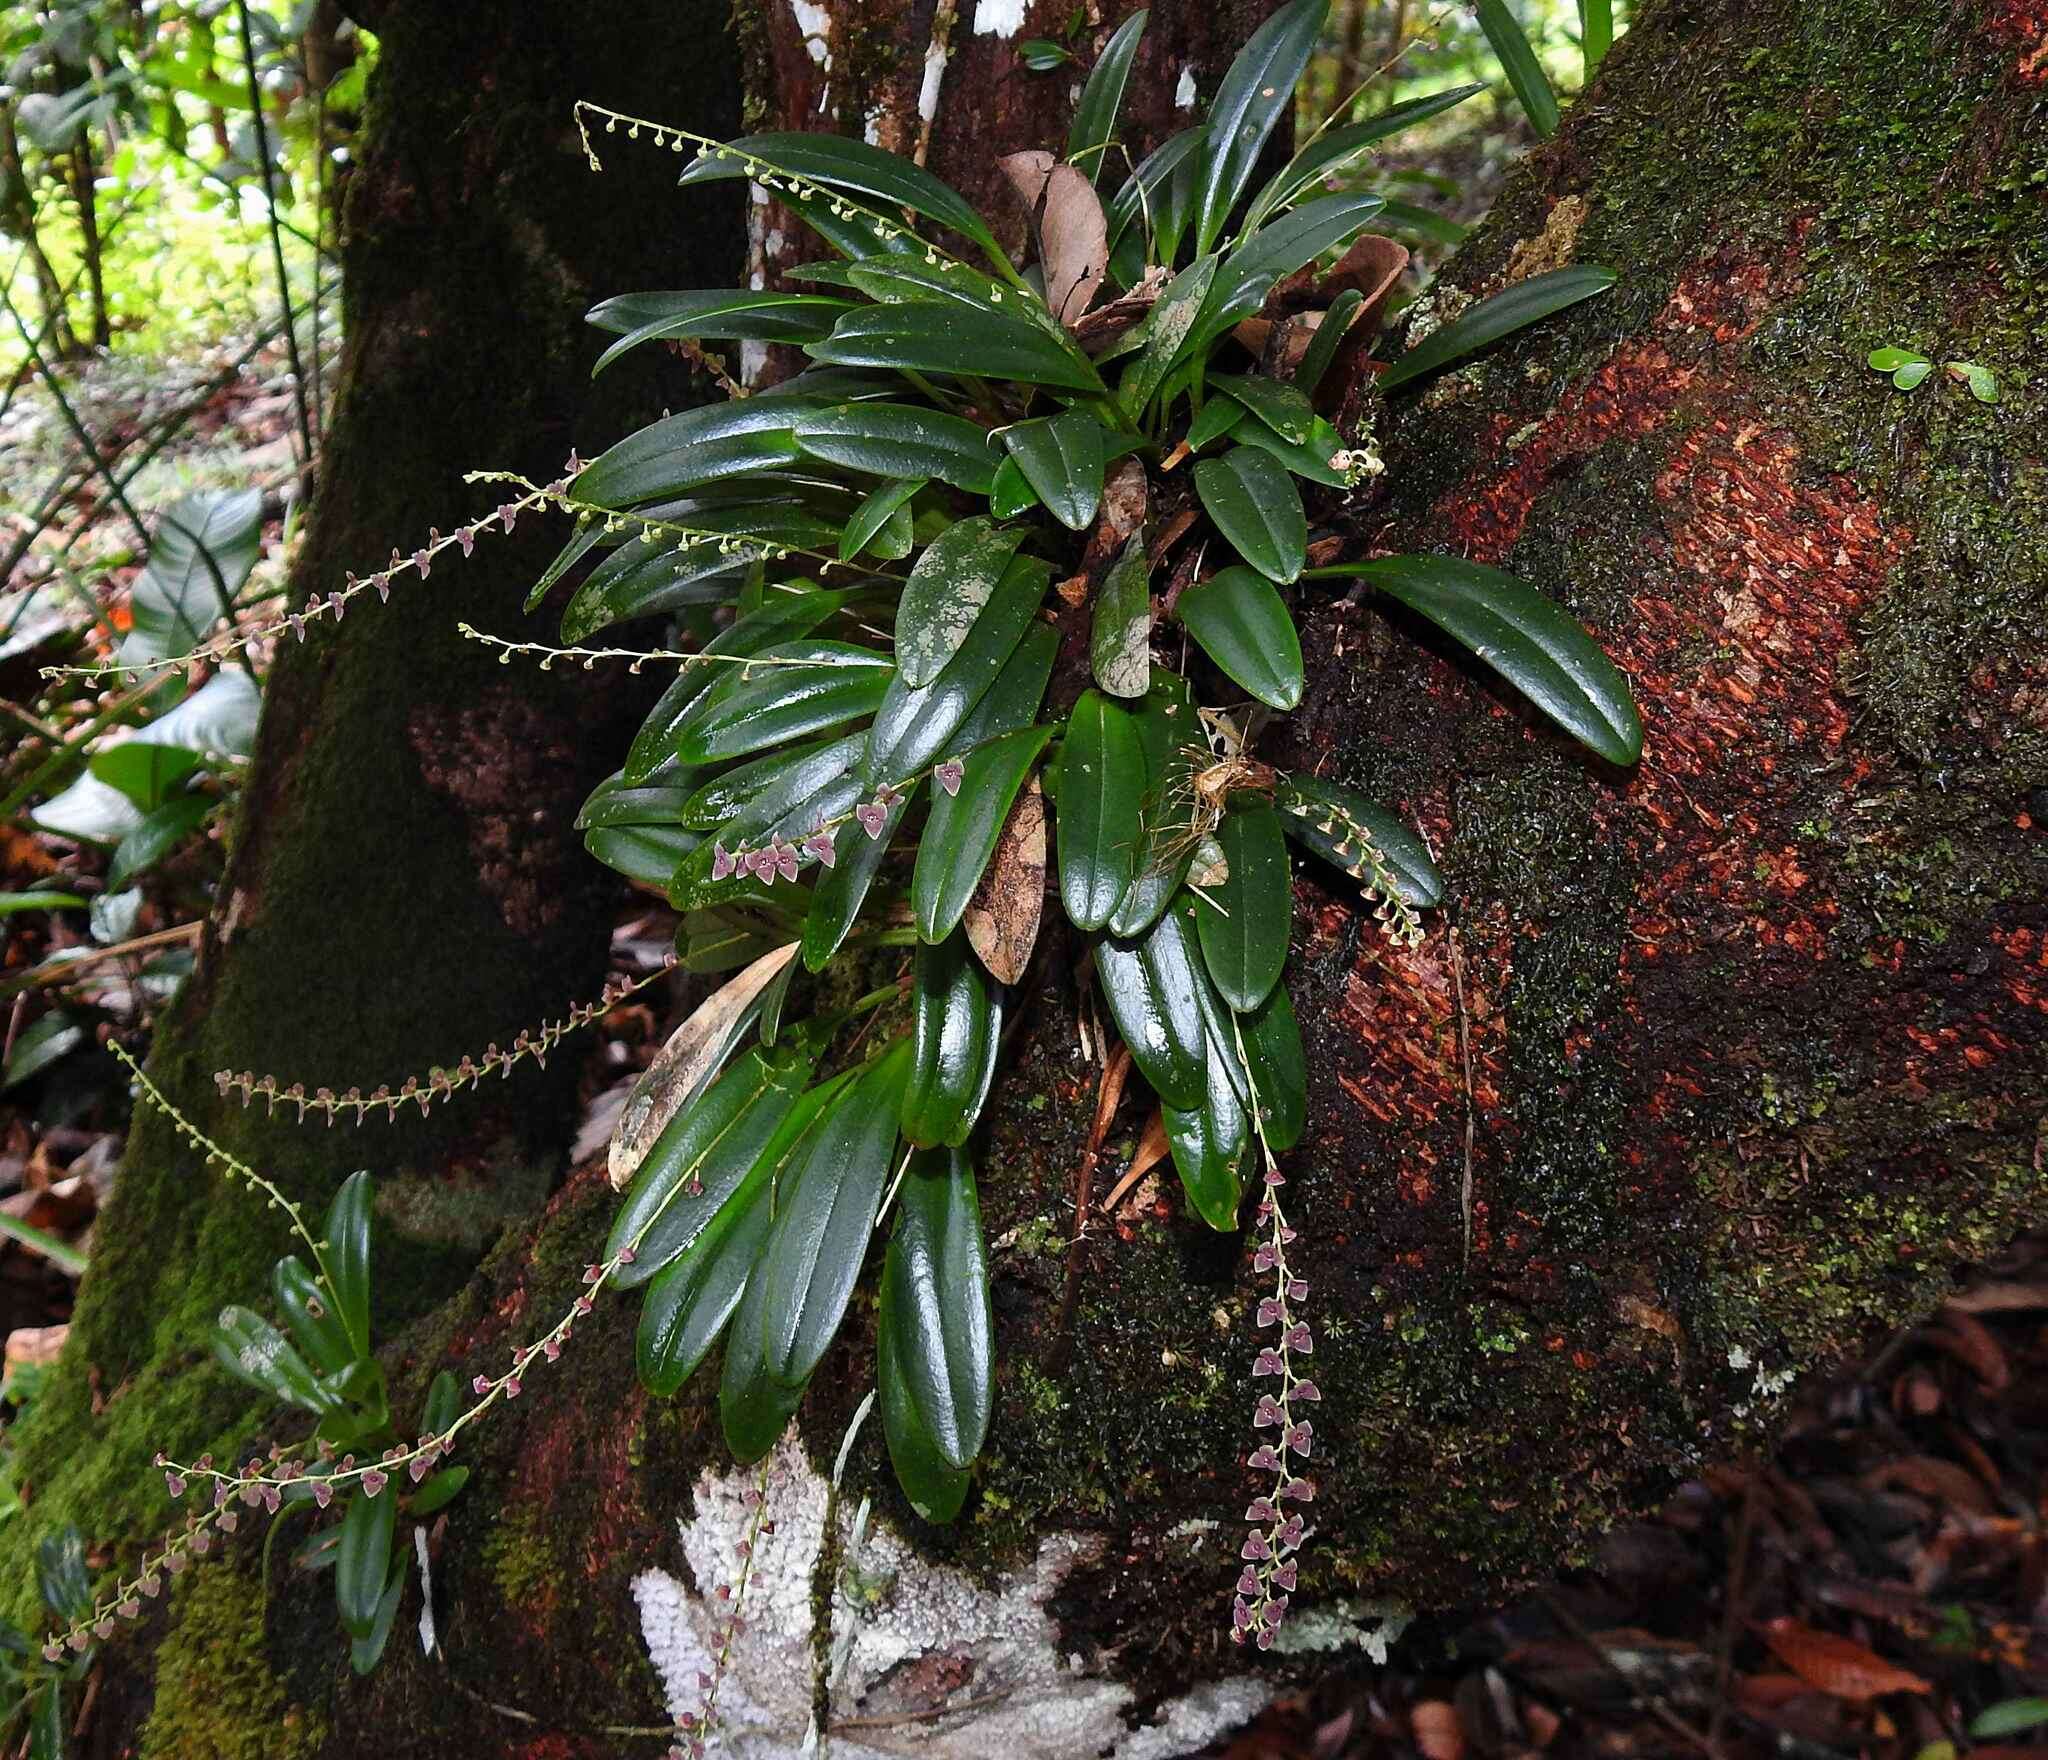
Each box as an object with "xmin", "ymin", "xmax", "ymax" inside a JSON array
[{"xmin": 1047, "ymin": 1043, "xmax": 1132, "ymax": 1372}]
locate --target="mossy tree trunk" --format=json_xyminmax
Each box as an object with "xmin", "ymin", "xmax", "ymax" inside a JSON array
[{"xmin": 18, "ymin": 0, "xmax": 2048, "ymax": 1755}]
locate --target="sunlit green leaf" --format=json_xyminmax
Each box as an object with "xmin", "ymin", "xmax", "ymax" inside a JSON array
[{"xmin": 1377, "ymin": 265, "xmax": 1615, "ymax": 392}]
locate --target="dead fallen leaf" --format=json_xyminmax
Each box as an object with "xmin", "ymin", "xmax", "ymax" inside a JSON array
[
  {"xmin": 1927, "ymin": 1308, "xmax": 2011, "ymax": 1389},
  {"xmin": 1100, "ymin": 1108, "xmax": 1171, "ymax": 1216},
  {"xmin": 607, "ymin": 941, "xmax": 797, "ymax": 1189},
  {"xmin": 1071, "ymin": 266, "xmax": 1167, "ymax": 354},
  {"xmin": 997, "ymin": 150, "xmax": 1107, "ymax": 329},
  {"xmin": 1755, "ymin": 1617, "xmax": 1932, "ymax": 1700},
  {"xmin": 5, "ymin": 1322, "xmax": 67, "ymax": 1385},
  {"xmin": 1094, "ymin": 458, "xmax": 1148, "ymax": 553},
  {"xmin": 963, "ymin": 778, "xmax": 1045, "ymax": 985}
]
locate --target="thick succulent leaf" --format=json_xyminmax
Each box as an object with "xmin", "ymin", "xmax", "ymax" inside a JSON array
[
  {"xmin": 1199, "ymin": 190, "xmax": 1384, "ymax": 338},
  {"xmin": 1094, "ymin": 907, "xmax": 1207, "ymax": 1110},
  {"xmin": 587, "ymin": 290, "xmax": 851, "ymax": 376},
  {"xmin": 1089, "ymin": 534, "xmax": 1152, "ymax": 699},
  {"xmin": 678, "ymin": 132, "xmax": 1008, "ymax": 267},
  {"xmin": 1162, "ymin": 1034, "xmax": 1249, "ymax": 1230},
  {"xmin": 335, "ymin": 1487, "xmax": 396, "ymax": 1642},
  {"xmin": 1194, "ymin": 446, "xmax": 1306, "ymax": 584},
  {"xmin": 1196, "ymin": 802, "xmax": 1291, "ymax": 1010},
  {"xmin": 1056, "ymin": 690, "xmax": 1144, "ymax": 931},
  {"xmin": 878, "ymin": 1269, "xmax": 971, "ymax": 1522},
  {"xmin": 953, "ymin": 619, "xmax": 1057, "ymax": 751},
  {"xmin": 1108, "ymin": 671, "xmax": 1200, "ymax": 937},
  {"xmin": 669, "ymin": 640, "xmax": 893, "ymax": 766},
  {"xmin": 1475, "ymin": 0, "xmax": 1560, "ymax": 137},
  {"xmin": 1376, "ymin": 265, "xmax": 1615, "ymax": 392},
  {"xmin": 1176, "ymin": 565, "xmax": 1303, "ymax": 709},
  {"xmin": 1242, "ymin": 84, "xmax": 1484, "ymax": 232},
  {"xmin": 586, "ymin": 823, "xmax": 697, "ymax": 890},
  {"xmin": 719, "ymin": 1262, "xmax": 807, "ymax": 1462},
  {"xmin": 809, "ymin": 305, "xmax": 1102, "ymax": 393},
  {"xmin": 609, "ymin": 1045, "xmax": 815, "ymax": 1285},
  {"xmin": 1275, "ymin": 774, "xmax": 1444, "ymax": 907},
  {"xmin": 912, "ymin": 726, "xmax": 1052, "ymax": 942},
  {"xmin": 791, "ymin": 402, "xmax": 1001, "ymax": 494},
  {"xmin": 1231, "ymin": 415, "xmax": 1352, "ymax": 488},
  {"xmin": 1338, "ymin": 553, "xmax": 1643, "ymax": 762},
  {"xmin": 755, "ymin": 1042, "xmax": 911, "ymax": 1388},
  {"xmin": 1191, "ymin": 0, "xmax": 1326, "ymax": 254},
  {"xmin": 885, "ymin": 1150, "xmax": 994, "ymax": 1467},
  {"xmin": 894, "ymin": 516, "xmax": 1028, "ymax": 689},
  {"xmin": 623, "ymin": 590, "xmax": 854, "ymax": 784},
  {"xmin": 847, "ymin": 256, "xmax": 1026, "ymax": 317},
  {"xmin": 1185, "ymin": 394, "xmax": 1247, "ymax": 452},
  {"xmin": 867, "ymin": 552, "xmax": 1046, "ymax": 785},
  {"xmin": 573, "ymin": 399, "xmax": 815, "ymax": 509},
  {"xmin": 1237, "ymin": 980, "xmax": 1307, "ymax": 1152},
  {"xmin": 902, "ymin": 937, "xmax": 1003, "ymax": 1149},
  {"xmin": 841, "ymin": 478, "xmax": 925, "ymax": 561},
  {"xmin": 1001, "ymin": 410, "xmax": 1106, "ymax": 532},
  {"xmin": 678, "ymin": 730, "xmax": 864, "ymax": 833},
  {"xmin": 1067, "ymin": 10, "xmax": 1148, "ymax": 185},
  {"xmin": 560, "ymin": 542, "xmax": 751, "ymax": 644},
  {"xmin": 989, "ymin": 456, "xmax": 1039, "ymax": 519}
]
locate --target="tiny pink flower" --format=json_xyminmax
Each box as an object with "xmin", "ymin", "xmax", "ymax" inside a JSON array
[
  {"xmin": 313, "ymin": 1480, "xmax": 334, "ymax": 1508},
  {"xmin": 1285, "ymin": 1422, "xmax": 1313, "ymax": 1457},
  {"xmin": 505, "ymin": 1376, "xmax": 523, "ymax": 1399},
  {"xmin": 473, "ymin": 1374, "xmax": 492, "ymax": 1395},
  {"xmin": 1247, "ymin": 1445, "xmax": 1281, "ymax": 1471},
  {"xmin": 1240, "ymin": 1532, "xmax": 1271, "ymax": 1561},
  {"xmin": 804, "ymin": 829, "xmax": 837, "ymax": 867},
  {"xmin": 1291, "ymin": 1379, "xmax": 1321, "ymax": 1402},
  {"xmin": 1284, "ymin": 1322, "xmax": 1313, "ymax": 1354},
  {"xmin": 165, "ymin": 1471, "xmax": 186, "ymax": 1498},
  {"xmin": 934, "ymin": 760, "xmax": 964, "ymax": 796},
  {"xmin": 363, "ymin": 1470, "xmax": 389, "ymax": 1498},
  {"xmin": 1252, "ymin": 1349, "xmax": 1285, "ymax": 1377},
  {"xmin": 855, "ymin": 800, "xmax": 888, "ymax": 839},
  {"xmin": 1245, "ymin": 1497, "xmax": 1278, "ymax": 1522},
  {"xmin": 771, "ymin": 842, "xmax": 799, "ymax": 883},
  {"xmin": 711, "ymin": 844, "xmax": 737, "ymax": 881},
  {"xmin": 1256, "ymin": 1298, "xmax": 1285, "ymax": 1327}
]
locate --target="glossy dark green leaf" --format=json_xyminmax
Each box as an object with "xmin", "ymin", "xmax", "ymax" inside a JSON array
[
  {"xmin": 810, "ymin": 305, "xmax": 1102, "ymax": 393},
  {"xmin": 560, "ymin": 541, "xmax": 752, "ymax": 644},
  {"xmin": 35, "ymin": 1525, "xmax": 92, "ymax": 1623},
  {"xmin": 348, "ymin": 1557, "xmax": 406, "ymax": 1675},
  {"xmin": 847, "ymin": 255, "xmax": 1034, "ymax": 317},
  {"xmin": 1294, "ymin": 288, "xmax": 1364, "ymax": 396},
  {"xmin": 894, "ymin": 516, "xmax": 1029, "ymax": 690},
  {"xmin": 1001, "ymin": 411, "xmax": 1105, "ymax": 532},
  {"xmin": 1185, "ymin": 394, "xmax": 1247, "ymax": 452},
  {"xmin": 913, "ymin": 726, "xmax": 1052, "ymax": 942},
  {"xmin": 587, "ymin": 290, "xmax": 849, "ymax": 375},
  {"xmin": 679, "ymin": 132, "xmax": 1007, "ymax": 267},
  {"xmin": 1377, "ymin": 265, "xmax": 1614, "ymax": 392},
  {"xmin": 1192, "ymin": 0, "xmax": 1325, "ymax": 254},
  {"xmin": 1162, "ymin": 1032, "xmax": 1248, "ymax": 1231},
  {"xmin": 422, "ymin": 1369, "xmax": 461, "ymax": 1436},
  {"xmin": 273, "ymin": 1255, "xmax": 355, "ymax": 1376},
  {"xmin": 586, "ymin": 823, "xmax": 698, "ymax": 890},
  {"xmin": 756, "ymin": 1041, "xmax": 910, "ymax": 1387},
  {"xmin": 30, "ymin": 1683, "xmax": 63, "ymax": 1760},
  {"xmin": 1067, "ymin": 10, "xmax": 1148, "ymax": 183},
  {"xmin": 1104, "ymin": 126, "xmax": 1203, "ymax": 277},
  {"xmin": 1231, "ymin": 414, "xmax": 1352, "ymax": 487},
  {"xmin": 1199, "ymin": 191, "xmax": 1384, "ymax": 338},
  {"xmin": 869, "ymin": 553, "xmax": 1048, "ymax": 785},
  {"xmin": 1237, "ymin": 979, "xmax": 1307, "ymax": 1152},
  {"xmin": 1094, "ymin": 906, "xmax": 1207, "ymax": 1110},
  {"xmin": 1275, "ymin": 775, "xmax": 1443, "ymax": 907},
  {"xmin": 608, "ymin": 1047, "xmax": 816, "ymax": 1286},
  {"xmin": 902, "ymin": 935, "xmax": 1002, "ymax": 1149},
  {"xmin": 577, "ymin": 772, "xmax": 693, "ymax": 832},
  {"xmin": 988, "ymin": 456, "xmax": 1039, "ymax": 519},
  {"xmin": 1194, "ymin": 447, "xmax": 1306, "ymax": 584},
  {"xmin": 639, "ymin": 1073, "xmax": 849, "ymax": 1397},
  {"xmin": 573, "ymin": 399, "xmax": 813, "ymax": 509},
  {"xmin": 1577, "ymin": 0, "xmax": 1613, "ymax": 71},
  {"xmin": 1335, "ymin": 554, "xmax": 1642, "ymax": 763},
  {"xmin": 1475, "ymin": 0, "xmax": 1560, "ymax": 137},
  {"xmin": 1197, "ymin": 803, "xmax": 1291, "ymax": 1010},
  {"xmin": 953, "ymin": 619, "xmax": 1057, "ymax": 751},
  {"xmin": 670, "ymin": 641, "xmax": 893, "ymax": 766},
  {"xmin": 1176, "ymin": 565, "xmax": 1303, "ymax": 710},
  {"xmin": 678, "ymin": 731, "xmax": 862, "ymax": 834},
  {"xmin": 409, "ymin": 1464, "xmax": 470, "ymax": 1517},
  {"xmin": 323, "ymin": 1170, "xmax": 373, "ymax": 1358},
  {"xmin": 1211, "ymin": 372, "xmax": 1315, "ymax": 443},
  {"xmin": 841, "ymin": 478, "xmax": 926, "ymax": 561},
  {"xmin": 1108, "ymin": 672, "xmax": 1199, "ymax": 936},
  {"xmin": 624, "ymin": 590, "xmax": 854, "ymax": 783},
  {"xmin": 800, "ymin": 783, "xmax": 915, "ymax": 973},
  {"xmin": 1243, "ymin": 85, "xmax": 1484, "ymax": 232},
  {"xmin": 335, "ymin": 1485, "xmax": 396, "ymax": 1641},
  {"xmin": 1056, "ymin": 691, "xmax": 1144, "ymax": 931},
  {"xmin": 1089, "ymin": 534, "xmax": 1152, "ymax": 699},
  {"xmin": 878, "ymin": 1268, "xmax": 971, "ymax": 1522},
  {"xmin": 886, "ymin": 1150, "xmax": 993, "ymax": 1467},
  {"xmin": 719, "ymin": 1265, "xmax": 807, "ymax": 1461},
  {"xmin": 792, "ymin": 402, "xmax": 1000, "ymax": 494}
]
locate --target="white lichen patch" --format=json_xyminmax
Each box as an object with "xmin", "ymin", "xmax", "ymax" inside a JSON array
[
  {"xmin": 1270, "ymin": 1599, "xmax": 1413, "ymax": 1666},
  {"xmin": 1175, "ymin": 65, "xmax": 1199, "ymax": 109},
  {"xmin": 918, "ymin": 38, "xmax": 951, "ymax": 123},
  {"xmin": 789, "ymin": 0, "xmax": 832, "ymax": 68},
  {"xmin": 971, "ymin": 0, "xmax": 1031, "ymax": 38},
  {"xmin": 633, "ymin": 1434, "xmax": 1272, "ymax": 1758}
]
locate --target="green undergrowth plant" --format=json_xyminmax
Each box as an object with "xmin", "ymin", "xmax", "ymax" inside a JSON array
[{"xmin": 41, "ymin": 0, "xmax": 1644, "ymax": 1709}]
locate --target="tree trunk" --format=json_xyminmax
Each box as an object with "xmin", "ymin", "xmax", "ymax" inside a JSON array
[{"xmin": 18, "ymin": 0, "xmax": 2048, "ymax": 1754}]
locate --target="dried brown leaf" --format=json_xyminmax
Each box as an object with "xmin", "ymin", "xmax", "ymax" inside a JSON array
[
  {"xmin": 606, "ymin": 941, "xmax": 796, "ymax": 1189},
  {"xmin": 1927, "ymin": 1308, "xmax": 2011, "ymax": 1389},
  {"xmin": 1072, "ymin": 266, "xmax": 1168, "ymax": 353},
  {"xmin": 963, "ymin": 777, "xmax": 1045, "ymax": 985},
  {"xmin": 1755, "ymin": 1617, "xmax": 1932, "ymax": 1701},
  {"xmin": 997, "ymin": 150, "xmax": 1108, "ymax": 329},
  {"xmin": 1410, "ymin": 1699, "xmax": 1465, "ymax": 1760}
]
